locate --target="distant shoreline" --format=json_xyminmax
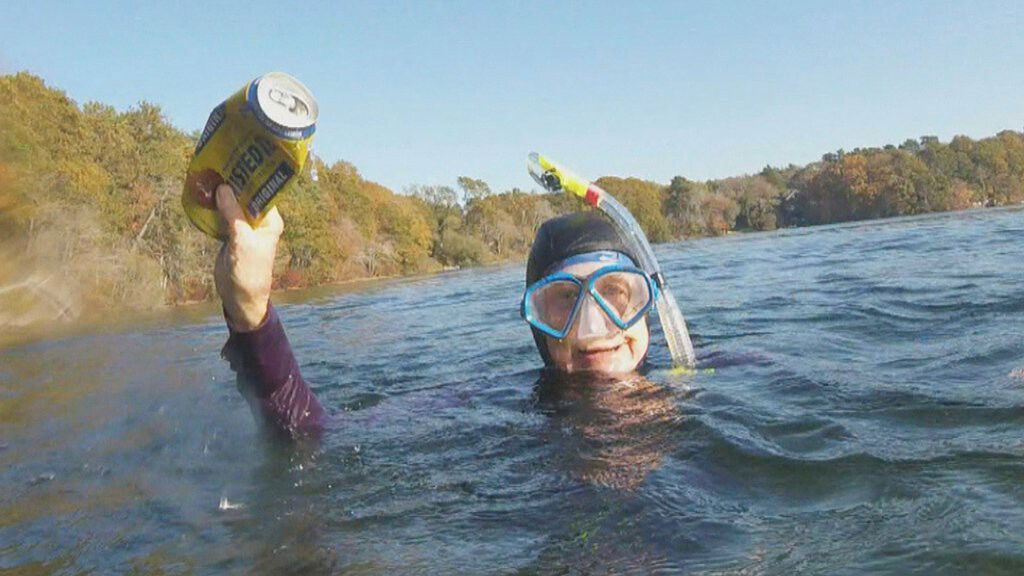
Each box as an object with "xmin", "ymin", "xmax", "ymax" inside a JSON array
[{"xmin": 5, "ymin": 204, "xmax": 1021, "ymax": 350}]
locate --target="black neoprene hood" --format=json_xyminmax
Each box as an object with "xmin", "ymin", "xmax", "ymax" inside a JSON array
[{"xmin": 526, "ymin": 212, "xmax": 638, "ymax": 284}]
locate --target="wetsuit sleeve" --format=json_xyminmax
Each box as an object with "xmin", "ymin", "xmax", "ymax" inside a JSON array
[{"xmin": 220, "ymin": 302, "xmax": 325, "ymax": 439}]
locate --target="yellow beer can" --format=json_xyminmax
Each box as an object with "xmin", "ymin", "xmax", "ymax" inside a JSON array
[{"xmin": 182, "ymin": 72, "xmax": 318, "ymax": 239}]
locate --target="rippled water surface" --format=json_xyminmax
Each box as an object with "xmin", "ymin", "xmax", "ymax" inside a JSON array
[{"xmin": 3, "ymin": 208, "xmax": 1024, "ymax": 575}]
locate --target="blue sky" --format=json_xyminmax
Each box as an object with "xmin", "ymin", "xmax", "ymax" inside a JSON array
[{"xmin": 2, "ymin": 1, "xmax": 1022, "ymax": 193}]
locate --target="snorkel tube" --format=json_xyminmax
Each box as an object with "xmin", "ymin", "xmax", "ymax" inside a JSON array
[{"xmin": 528, "ymin": 152, "xmax": 697, "ymax": 369}]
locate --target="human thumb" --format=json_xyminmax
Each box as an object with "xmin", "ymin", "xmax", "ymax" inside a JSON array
[{"xmin": 215, "ymin": 184, "xmax": 247, "ymax": 239}]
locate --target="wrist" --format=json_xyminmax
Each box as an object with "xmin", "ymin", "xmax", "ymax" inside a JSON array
[{"xmin": 225, "ymin": 298, "xmax": 270, "ymax": 332}]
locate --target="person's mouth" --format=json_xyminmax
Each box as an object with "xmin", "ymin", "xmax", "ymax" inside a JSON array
[{"xmin": 575, "ymin": 341, "xmax": 628, "ymax": 366}]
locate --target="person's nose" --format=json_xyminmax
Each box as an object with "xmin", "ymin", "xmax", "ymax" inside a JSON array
[{"xmin": 574, "ymin": 294, "xmax": 616, "ymax": 342}]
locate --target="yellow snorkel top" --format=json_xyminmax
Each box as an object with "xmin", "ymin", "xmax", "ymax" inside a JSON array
[{"xmin": 528, "ymin": 152, "xmax": 599, "ymax": 205}]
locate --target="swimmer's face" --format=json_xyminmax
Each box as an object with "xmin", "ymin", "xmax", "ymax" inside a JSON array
[{"xmin": 544, "ymin": 260, "xmax": 650, "ymax": 375}]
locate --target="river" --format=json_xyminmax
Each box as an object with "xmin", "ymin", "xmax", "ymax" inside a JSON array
[{"xmin": 2, "ymin": 208, "xmax": 1023, "ymax": 574}]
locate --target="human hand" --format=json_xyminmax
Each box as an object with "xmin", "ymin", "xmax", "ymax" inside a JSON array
[{"xmin": 214, "ymin": 185, "xmax": 283, "ymax": 332}]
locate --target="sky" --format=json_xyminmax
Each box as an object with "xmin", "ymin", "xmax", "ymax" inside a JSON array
[{"xmin": 2, "ymin": 1, "xmax": 1023, "ymax": 194}]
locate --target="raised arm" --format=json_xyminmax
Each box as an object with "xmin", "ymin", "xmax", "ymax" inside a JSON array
[{"xmin": 214, "ymin": 184, "xmax": 324, "ymax": 439}]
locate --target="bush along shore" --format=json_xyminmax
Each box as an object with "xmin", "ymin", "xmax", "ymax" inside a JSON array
[{"xmin": 3, "ymin": 72, "xmax": 1024, "ymax": 330}]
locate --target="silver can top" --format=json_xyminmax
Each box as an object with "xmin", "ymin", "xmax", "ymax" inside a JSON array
[{"xmin": 252, "ymin": 72, "xmax": 318, "ymax": 138}]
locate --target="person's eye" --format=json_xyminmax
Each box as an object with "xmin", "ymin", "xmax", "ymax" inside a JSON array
[{"xmin": 604, "ymin": 282, "xmax": 628, "ymax": 298}]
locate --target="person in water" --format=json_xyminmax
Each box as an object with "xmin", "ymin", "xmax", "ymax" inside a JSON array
[
  {"xmin": 521, "ymin": 211, "xmax": 691, "ymax": 490},
  {"xmin": 214, "ymin": 184, "xmax": 658, "ymax": 439},
  {"xmin": 523, "ymin": 211, "xmax": 654, "ymax": 375}
]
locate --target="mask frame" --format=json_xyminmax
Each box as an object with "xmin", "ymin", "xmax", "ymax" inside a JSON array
[{"xmin": 521, "ymin": 264, "xmax": 658, "ymax": 340}]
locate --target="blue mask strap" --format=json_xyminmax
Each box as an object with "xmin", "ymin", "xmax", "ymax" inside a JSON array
[{"xmin": 548, "ymin": 250, "xmax": 635, "ymax": 275}]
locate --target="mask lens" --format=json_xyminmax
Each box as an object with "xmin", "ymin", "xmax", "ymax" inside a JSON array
[
  {"xmin": 529, "ymin": 280, "xmax": 581, "ymax": 334},
  {"xmin": 592, "ymin": 271, "xmax": 651, "ymax": 325}
]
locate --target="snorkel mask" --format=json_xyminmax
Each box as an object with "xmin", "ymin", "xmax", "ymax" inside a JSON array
[{"xmin": 522, "ymin": 251, "xmax": 657, "ymax": 341}]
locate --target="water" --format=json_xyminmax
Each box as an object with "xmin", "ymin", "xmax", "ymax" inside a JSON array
[{"xmin": 3, "ymin": 208, "xmax": 1024, "ymax": 575}]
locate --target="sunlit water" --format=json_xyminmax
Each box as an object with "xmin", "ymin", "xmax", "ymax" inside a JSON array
[{"xmin": 3, "ymin": 208, "xmax": 1024, "ymax": 575}]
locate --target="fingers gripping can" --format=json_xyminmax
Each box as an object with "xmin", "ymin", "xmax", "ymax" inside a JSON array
[{"xmin": 182, "ymin": 72, "xmax": 318, "ymax": 239}]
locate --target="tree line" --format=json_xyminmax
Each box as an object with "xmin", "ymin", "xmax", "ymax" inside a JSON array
[{"xmin": 2, "ymin": 72, "xmax": 1022, "ymax": 325}]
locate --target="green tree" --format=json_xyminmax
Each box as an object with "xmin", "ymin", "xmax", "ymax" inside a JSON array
[
  {"xmin": 594, "ymin": 177, "xmax": 672, "ymax": 242},
  {"xmin": 457, "ymin": 176, "xmax": 492, "ymax": 204}
]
